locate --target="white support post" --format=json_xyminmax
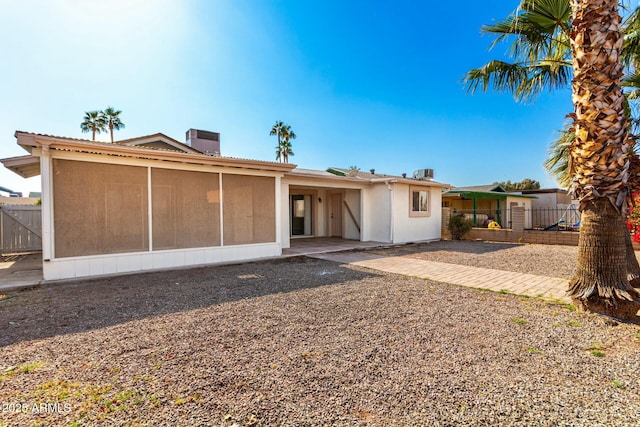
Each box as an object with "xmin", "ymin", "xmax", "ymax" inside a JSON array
[
  {"xmin": 275, "ymin": 175, "xmax": 282, "ymax": 247},
  {"xmin": 40, "ymin": 147, "xmax": 54, "ymax": 261},
  {"xmin": 219, "ymin": 173, "xmax": 224, "ymax": 246},
  {"xmin": 148, "ymin": 167, "xmax": 153, "ymax": 251}
]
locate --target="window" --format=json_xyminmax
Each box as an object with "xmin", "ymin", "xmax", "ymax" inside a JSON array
[{"xmin": 410, "ymin": 187, "xmax": 430, "ymax": 217}]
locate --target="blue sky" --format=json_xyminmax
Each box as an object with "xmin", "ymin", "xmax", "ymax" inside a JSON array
[{"xmin": 0, "ymin": 0, "xmax": 577, "ymax": 196}]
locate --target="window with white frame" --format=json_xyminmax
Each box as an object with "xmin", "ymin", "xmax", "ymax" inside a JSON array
[{"xmin": 410, "ymin": 187, "xmax": 430, "ymax": 217}]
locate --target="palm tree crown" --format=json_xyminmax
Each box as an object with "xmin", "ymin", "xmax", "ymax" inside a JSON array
[
  {"xmin": 280, "ymin": 125, "xmax": 296, "ymax": 163},
  {"xmin": 80, "ymin": 111, "xmax": 106, "ymax": 141},
  {"xmin": 462, "ymin": 0, "xmax": 572, "ymax": 102},
  {"xmin": 103, "ymin": 107, "xmax": 125, "ymax": 143},
  {"xmin": 270, "ymin": 121, "xmax": 296, "ymax": 163}
]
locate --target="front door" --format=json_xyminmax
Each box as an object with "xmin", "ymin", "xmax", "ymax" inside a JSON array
[
  {"xmin": 291, "ymin": 195, "xmax": 305, "ymax": 235},
  {"xmin": 291, "ymin": 195, "xmax": 312, "ymax": 236},
  {"xmin": 330, "ymin": 193, "xmax": 342, "ymax": 237}
]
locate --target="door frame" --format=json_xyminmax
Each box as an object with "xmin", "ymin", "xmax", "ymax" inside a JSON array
[{"xmin": 289, "ymin": 190, "xmax": 317, "ymax": 238}]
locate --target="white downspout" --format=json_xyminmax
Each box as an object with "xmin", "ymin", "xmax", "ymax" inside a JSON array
[{"xmin": 386, "ymin": 181, "xmax": 393, "ymax": 243}]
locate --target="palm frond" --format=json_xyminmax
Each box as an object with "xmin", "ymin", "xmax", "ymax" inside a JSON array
[
  {"xmin": 466, "ymin": 0, "xmax": 573, "ymax": 102},
  {"xmin": 544, "ymin": 121, "xmax": 574, "ymax": 187},
  {"xmin": 462, "ymin": 60, "xmax": 529, "ymax": 96}
]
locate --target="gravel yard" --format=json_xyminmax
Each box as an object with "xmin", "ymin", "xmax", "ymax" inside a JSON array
[
  {"xmin": 1, "ymin": 241, "xmax": 639, "ymax": 426},
  {"xmin": 369, "ymin": 240, "xmax": 582, "ymax": 279}
]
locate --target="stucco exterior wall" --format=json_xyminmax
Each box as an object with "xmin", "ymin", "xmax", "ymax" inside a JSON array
[
  {"xmin": 530, "ymin": 192, "xmax": 559, "ymax": 210},
  {"xmin": 364, "ymin": 184, "xmax": 392, "ymax": 242},
  {"xmin": 391, "ymin": 183, "xmax": 442, "ymax": 243}
]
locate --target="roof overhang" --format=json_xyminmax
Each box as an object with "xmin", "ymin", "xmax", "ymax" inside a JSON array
[
  {"xmin": 285, "ymin": 168, "xmax": 450, "ymax": 189},
  {"xmin": 443, "ymin": 190, "xmax": 537, "ymax": 200},
  {"xmin": 14, "ymin": 131, "xmax": 296, "ymax": 173},
  {"xmin": 1, "ymin": 155, "xmax": 40, "ymax": 178}
]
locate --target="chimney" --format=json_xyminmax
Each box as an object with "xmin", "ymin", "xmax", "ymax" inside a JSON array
[{"xmin": 185, "ymin": 129, "xmax": 220, "ymax": 156}]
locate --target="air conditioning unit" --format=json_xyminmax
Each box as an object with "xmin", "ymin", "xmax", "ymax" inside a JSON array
[
  {"xmin": 185, "ymin": 129, "xmax": 221, "ymax": 156},
  {"xmin": 412, "ymin": 169, "xmax": 434, "ymax": 180}
]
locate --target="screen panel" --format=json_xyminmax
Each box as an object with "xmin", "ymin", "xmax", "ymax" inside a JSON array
[
  {"xmin": 53, "ymin": 159, "xmax": 149, "ymax": 257},
  {"xmin": 151, "ymin": 168, "xmax": 220, "ymax": 250},
  {"xmin": 222, "ymin": 175, "xmax": 275, "ymax": 245}
]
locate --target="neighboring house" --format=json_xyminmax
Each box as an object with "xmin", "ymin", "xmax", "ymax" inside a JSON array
[
  {"xmin": 2, "ymin": 129, "xmax": 448, "ymax": 280},
  {"xmin": 442, "ymin": 184, "xmax": 535, "ymax": 229},
  {"xmin": 517, "ymin": 188, "xmax": 579, "ymax": 230},
  {"xmin": 518, "ymin": 188, "xmax": 573, "ymax": 210}
]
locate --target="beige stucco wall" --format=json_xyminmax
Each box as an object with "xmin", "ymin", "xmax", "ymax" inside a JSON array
[
  {"xmin": 365, "ymin": 184, "xmax": 392, "ymax": 242},
  {"xmin": 391, "ymin": 183, "xmax": 442, "ymax": 243}
]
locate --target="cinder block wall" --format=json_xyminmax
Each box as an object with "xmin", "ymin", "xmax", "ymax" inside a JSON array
[{"xmin": 442, "ymin": 206, "xmax": 579, "ymax": 246}]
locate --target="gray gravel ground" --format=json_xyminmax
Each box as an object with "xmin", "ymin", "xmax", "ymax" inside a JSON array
[{"xmin": 1, "ymin": 242, "xmax": 639, "ymax": 426}]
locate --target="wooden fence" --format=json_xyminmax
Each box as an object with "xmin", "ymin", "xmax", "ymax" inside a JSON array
[{"xmin": 0, "ymin": 205, "xmax": 42, "ymax": 254}]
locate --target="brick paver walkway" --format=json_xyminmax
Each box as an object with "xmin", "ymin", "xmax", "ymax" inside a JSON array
[{"xmin": 310, "ymin": 252, "xmax": 570, "ymax": 303}]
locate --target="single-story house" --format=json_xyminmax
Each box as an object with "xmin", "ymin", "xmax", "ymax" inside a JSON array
[
  {"xmin": 2, "ymin": 129, "xmax": 449, "ymax": 280},
  {"xmin": 442, "ymin": 184, "xmax": 535, "ymax": 229}
]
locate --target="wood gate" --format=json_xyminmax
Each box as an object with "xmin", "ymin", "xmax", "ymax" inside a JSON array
[{"xmin": 0, "ymin": 205, "xmax": 42, "ymax": 254}]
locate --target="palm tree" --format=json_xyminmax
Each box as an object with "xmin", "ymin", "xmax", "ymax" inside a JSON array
[
  {"xmin": 566, "ymin": 0, "xmax": 639, "ymax": 318},
  {"xmin": 270, "ymin": 121, "xmax": 285, "ymax": 162},
  {"xmin": 280, "ymin": 139, "xmax": 294, "ymax": 163},
  {"xmin": 465, "ymin": 0, "xmax": 640, "ymax": 318},
  {"xmin": 102, "ymin": 107, "xmax": 125, "ymax": 143},
  {"xmin": 280, "ymin": 125, "xmax": 296, "ymax": 163},
  {"xmin": 80, "ymin": 111, "xmax": 106, "ymax": 141},
  {"xmin": 270, "ymin": 121, "xmax": 296, "ymax": 163}
]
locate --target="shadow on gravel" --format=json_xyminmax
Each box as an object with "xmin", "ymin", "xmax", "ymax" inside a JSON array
[
  {"xmin": 369, "ymin": 240, "xmax": 521, "ymax": 256},
  {"xmin": 0, "ymin": 257, "xmax": 380, "ymax": 347}
]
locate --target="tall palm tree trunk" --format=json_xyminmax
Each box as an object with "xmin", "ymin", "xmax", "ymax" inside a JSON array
[{"xmin": 569, "ymin": 0, "xmax": 640, "ymax": 319}]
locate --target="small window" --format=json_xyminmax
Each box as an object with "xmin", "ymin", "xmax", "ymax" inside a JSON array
[{"xmin": 410, "ymin": 187, "xmax": 430, "ymax": 217}]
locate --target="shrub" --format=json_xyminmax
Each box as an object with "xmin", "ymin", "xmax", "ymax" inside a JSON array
[{"xmin": 448, "ymin": 215, "xmax": 472, "ymax": 240}]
